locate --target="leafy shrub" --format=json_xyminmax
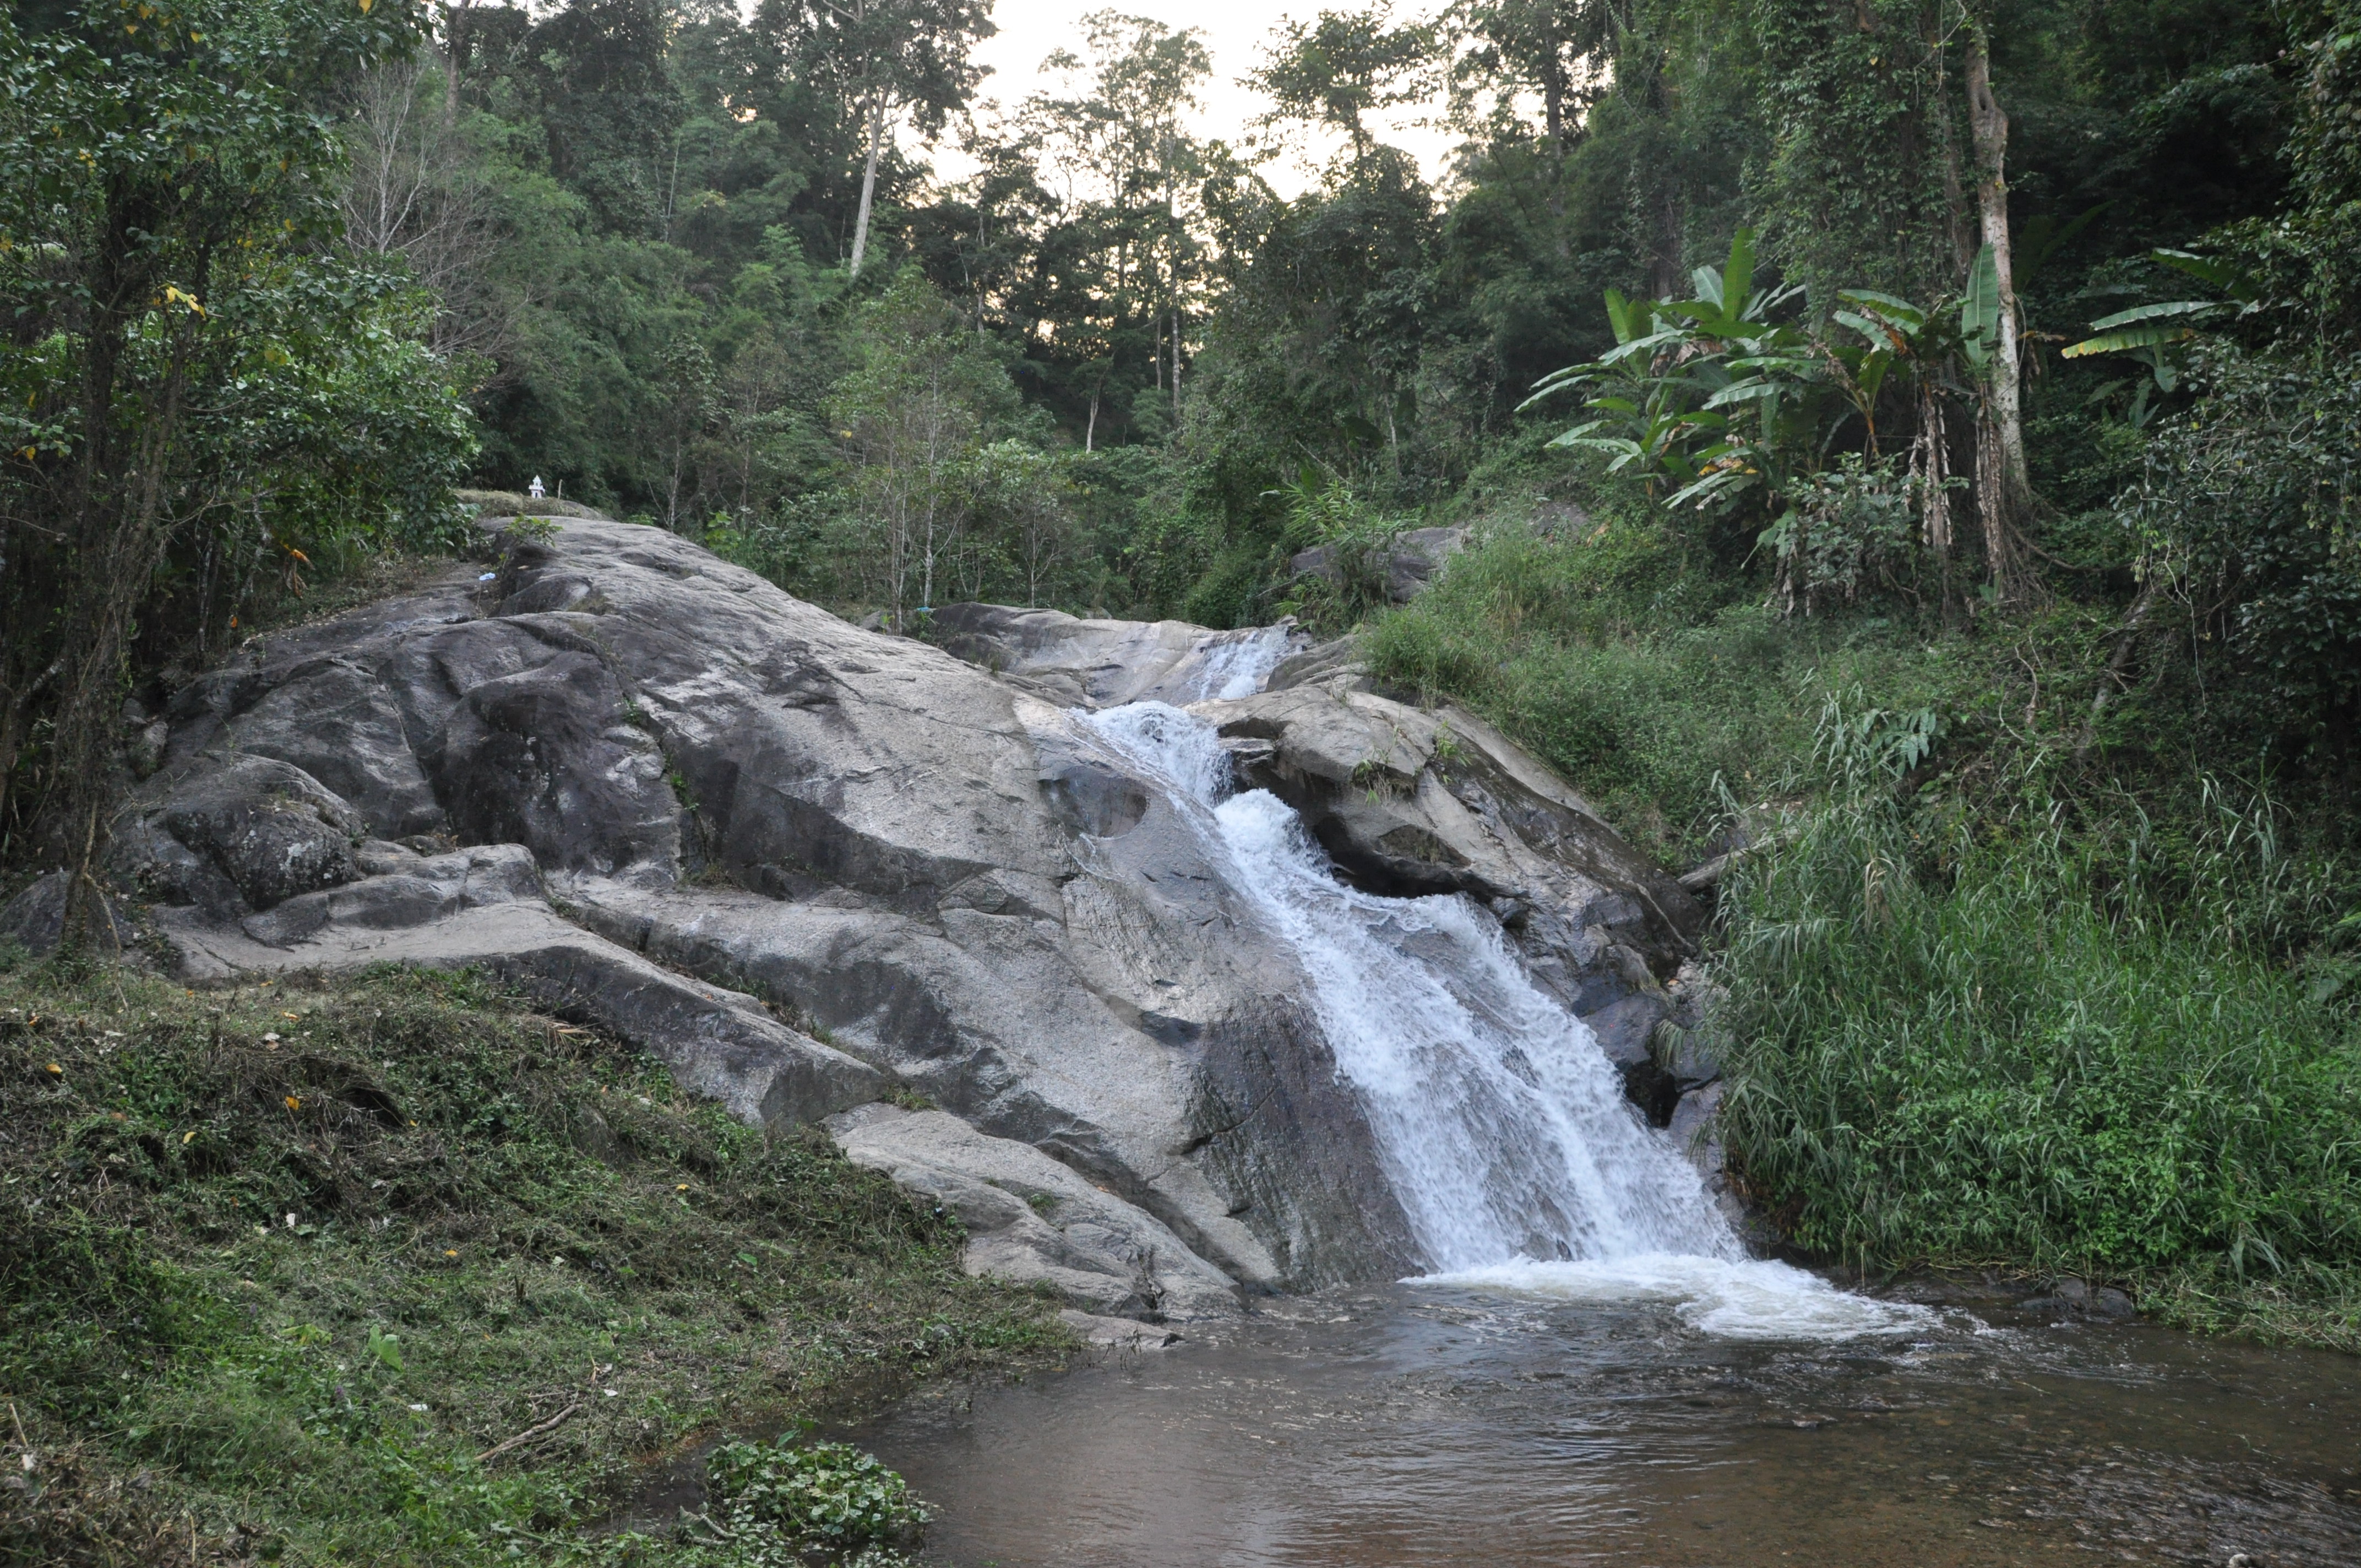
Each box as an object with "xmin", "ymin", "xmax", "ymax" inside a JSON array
[
  {"xmin": 1765, "ymin": 454, "xmax": 1934, "ymax": 613},
  {"xmin": 704, "ymin": 1439, "xmax": 928, "ymax": 1554},
  {"xmin": 2113, "ymin": 347, "xmax": 2361, "ymax": 741}
]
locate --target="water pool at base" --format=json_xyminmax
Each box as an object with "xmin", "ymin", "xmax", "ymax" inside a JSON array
[{"xmin": 850, "ymin": 1281, "xmax": 2361, "ymax": 1567}]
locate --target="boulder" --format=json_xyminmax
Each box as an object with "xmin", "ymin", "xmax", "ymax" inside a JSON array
[
  {"xmin": 828, "ymin": 1102, "xmax": 1240, "ymax": 1321},
  {"xmin": 147, "ymin": 755, "xmax": 367, "ymax": 914},
  {"xmin": 0, "ymin": 872, "xmax": 135, "ymax": 957},
  {"xmin": 1668, "ymin": 1079, "xmax": 1724, "ymax": 1177},
  {"xmin": 1288, "ymin": 525, "xmax": 1468, "ymax": 604},
  {"xmin": 1193, "ymin": 674, "xmax": 1705, "ymax": 1028}
]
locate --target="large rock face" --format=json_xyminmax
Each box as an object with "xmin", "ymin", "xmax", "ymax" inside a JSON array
[
  {"xmin": 106, "ymin": 516, "xmax": 1706, "ymax": 1321},
  {"xmin": 109, "ymin": 518, "xmax": 1424, "ymax": 1319}
]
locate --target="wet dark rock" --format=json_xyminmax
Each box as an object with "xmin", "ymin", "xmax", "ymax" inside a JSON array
[{"xmin": 2041, "ymin": 1277, "xmax": 2139, "ymax": 1321}]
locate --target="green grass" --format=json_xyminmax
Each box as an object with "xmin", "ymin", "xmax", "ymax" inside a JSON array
[
  {"xmin": 1360, "ymin": 512, "xmax": 1983, "ymax": 863},
  {"xmin": 0, "ymin": 962, "xmax": 1062, "ymax": 1566},
  {"xmin": 1713, "ymin": 790, "xmax": 2361, "ymax": 1351}
]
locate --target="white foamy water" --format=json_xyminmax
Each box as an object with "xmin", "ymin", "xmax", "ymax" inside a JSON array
[
  {"xmin": 1078, "ymin": 686, "xmax": 1928, "ymax": 1341},
  {"xmin": 1155, "ymin": 624, "xmax": 1293, "ymax": 704},
  {"xmin": 1414, "ymin": 1255, "xmax": 1939, "ymax": 1340}
]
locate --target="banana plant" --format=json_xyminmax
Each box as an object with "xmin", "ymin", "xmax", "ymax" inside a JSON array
[
  {"xmin": 1525, "ymin": 228, "xmax": 1820, "ymax": 512},
  {"xmin": 1957, "ymin": 243, "xmax": 2003, "ymax": 373},
  {"xmin": 1824, "ymin": 289, "xmax": 1929, "ymax": 454},
  {"xmin": 2061, "ymin": 249, "xmax": 2261, "ymax": 397}
]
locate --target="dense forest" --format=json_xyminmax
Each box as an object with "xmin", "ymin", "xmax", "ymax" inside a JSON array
[{"xmin": 6, "ymin": 0, "xmax": 2361, "ymax": 1412}]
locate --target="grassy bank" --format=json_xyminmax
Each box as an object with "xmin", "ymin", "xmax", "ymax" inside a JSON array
[
  {"xmin": 1362, "ymin": 494, "xmax": 2361, "ymax": 1352},
  {"xmin": 0, "ymin": 962, "xmax": 1061, "ymax": 1566},
  {"xmin": 1361, "ymin": 497, "xmax": 1987, "ymax": 865},
  {"xmin": 1717, "ymin": 793, "xmax": 2361, "ymax": 1352}
]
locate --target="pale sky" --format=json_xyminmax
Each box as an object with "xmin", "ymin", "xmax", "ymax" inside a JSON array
[{"xmin": 938, "ymin": 1, "xmax": 1459, "ymax": 199}]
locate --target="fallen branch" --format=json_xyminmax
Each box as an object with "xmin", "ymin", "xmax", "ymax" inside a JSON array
[
  {"xmin": 1678, "ymin": 830, "xmax": 1796, "ymax": 891},
  {"xmin": 1679, "ymin": 850, "xmax": 1744, "ymax": 891},
  {"xmin": 2075, "ymin": 575, "xmax": 2164, "ymax": 762},
  {"xmin": 474, "ymin": 1401, "xmax": 580, "ymax": 1466}
]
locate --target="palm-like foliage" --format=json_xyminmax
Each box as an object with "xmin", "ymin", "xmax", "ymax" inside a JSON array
[
  {"xmin": 1528, "ymin": 232, "xmax": 2012, "ymax": 518},
  {"xmin": 1522, "ymin": 229, "xmax": 1819, "ymax": 510},
  {"xmin": 2061, "ymin": 249, "xmax": 2263, "ymax": 407}
]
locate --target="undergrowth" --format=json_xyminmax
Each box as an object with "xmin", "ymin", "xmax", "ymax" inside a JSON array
[
  {"xmin": 0, "ymin": 962, "xmax": 1061, "ymax": 1566},
  {"xmin": 1713, "ymin": 703, "xmax": 2361, "ymax": 1352},
  {"xmin": 1361, "ymin": 510, "xmax": 1986, "ymax": 863}
]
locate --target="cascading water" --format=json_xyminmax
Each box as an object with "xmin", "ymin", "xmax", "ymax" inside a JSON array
[
  {"xmin": 1156, "ymin": 624, "xmax": 1297, "ymax": 704},
  {"xmin": 1080, "ymin": 653, "xmax": 1930, "ymax": 1339}
]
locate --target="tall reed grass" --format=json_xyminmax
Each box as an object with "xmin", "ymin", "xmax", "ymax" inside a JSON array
[{"xmin": 1716, "ymin": 709, "xmax": 2361, "ymax": 1284}]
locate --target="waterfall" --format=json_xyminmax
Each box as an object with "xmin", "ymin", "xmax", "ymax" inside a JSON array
[
  {"xmin": 1081, "ymin": 690, "xmax": 1934, "ymax": 1341},
  {"xmin": 1150, "ymin": 624, "xmax": 1296, "ymax": 705}
]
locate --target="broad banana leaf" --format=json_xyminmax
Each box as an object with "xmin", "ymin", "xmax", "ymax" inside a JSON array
[
  {"xmin": 1960, "ymin": 245, "xmax": 2000, "ymax": 368},
  {"xmin": 2060, "ymin": 322, "xmax": 2199, "ymax": 358},
  {"xmin": 1837, "ymin": 288, "xmax": 1926, "ymax": 331},
  {"xmin": 1835, "ymin": 310, "xmax": 1911, "ymax": 351},
  {"xmin": 2084, "ymin": 300, "xmax": 2221, "ymax": 331},
  {"xmin": 1603, "ymin": 288, "xmax": 1644, "ymax": 344},
  {"xmin": 1720, "ymin": 228, "xmax": 1755, "ymax": 328},
  {"xmin": 1855, "ymin": 351, "xmax": 1891, "ymax": 410},
  {"xmin": 2150, "ymin": 249, "xmax": 2258, "ymax": 304},
  {"xmin": 1704, "ymin": 379, "xmax": 1789, "ymax": 408}
]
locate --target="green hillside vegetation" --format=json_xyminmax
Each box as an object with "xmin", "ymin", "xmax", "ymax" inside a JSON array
[{"xmin": 0, "ymin": 962, "xmax": 1057, "ymax": 1565}]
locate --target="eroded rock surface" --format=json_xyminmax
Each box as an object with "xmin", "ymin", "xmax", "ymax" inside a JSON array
[
  {"xmin": 829, "ymin": 1102, "xmax": 1240, "ymax": 1321},
  {"xmin": 1287, "ymin": 524, "xmax": 1468, "ymax": 604},
  {"xmin": 1194, "ymin": 652, "xmax": 1707, "ymax": 1093},
  {"xmin": 106, "ymin": 516, "xmax": 1430, "ymax": 1318},
  {"xmin": 933, "ymin": 613, "xmax": 1711, "ymax": 1100}
]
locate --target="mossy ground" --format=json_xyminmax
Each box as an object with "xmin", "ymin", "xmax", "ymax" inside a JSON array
[{"xmin": 0, "ymin": 959, "xmax": 1063, "ymax": 1566}]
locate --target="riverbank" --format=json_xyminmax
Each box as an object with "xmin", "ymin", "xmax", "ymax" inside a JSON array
[{"xmin": 0, "ymin": 960, "xmax": 1063, "ymax": 1566}]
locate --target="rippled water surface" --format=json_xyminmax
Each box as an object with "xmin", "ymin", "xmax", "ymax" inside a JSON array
[{"xmin": 853, "ymin": 1282, "xmax": 2361, "ymax": 1567}]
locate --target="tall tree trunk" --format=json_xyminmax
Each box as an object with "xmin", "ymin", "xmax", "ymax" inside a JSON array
[
  {"xmin": 1929, "ymin": 33, "xmax": 1976, "ymax": 274},
  {"xmin": 850, "ymin": 90, "xmax": 886, "ymax": 277},
  {"xmin": 1542, "ymin": 59, "xmax": 1571, "ymax": 260},
  {"xmin": 442, "ymin": 0, "xmax": 471, "ymax": 131},
  {"xmin": 1912, "ymin": 379, "xmax": 1961, "ymax": 624},
  {"xmin": 1964, "ymin": 25, "xmax": 2039, "ymax": 605},
  {"xmin": 50, "ymin": 330, "xmax": 194, "ymax": 922}
]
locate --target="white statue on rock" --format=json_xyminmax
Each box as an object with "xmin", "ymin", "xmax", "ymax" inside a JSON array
[{"xmin": 527, "ymin": 476, "xmax": 546, "ymax": 499}]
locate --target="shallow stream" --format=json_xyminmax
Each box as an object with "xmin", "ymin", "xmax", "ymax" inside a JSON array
[{"xmin": 853, "ymin": 1280, "xmax": 2361, "ymax": 1567}]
